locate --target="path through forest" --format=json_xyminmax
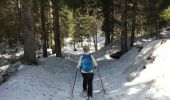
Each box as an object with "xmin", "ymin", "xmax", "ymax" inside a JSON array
[{"xmin": 0, "ymin": 32, "xmax": 170, "ymax": 100}]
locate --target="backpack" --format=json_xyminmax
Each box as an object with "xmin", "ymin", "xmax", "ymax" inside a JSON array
[{"xmin": 81, "ymin": 54, "xmax": 94, "ymax": 72}]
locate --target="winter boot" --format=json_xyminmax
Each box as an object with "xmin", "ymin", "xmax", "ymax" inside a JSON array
[
  {"xmin": 82, "ymin": 90, "xmax": 87, "ymax": 97},
  {"xmin": 87, "ymin": 96, "xmax": 92, "ymax": 100}
]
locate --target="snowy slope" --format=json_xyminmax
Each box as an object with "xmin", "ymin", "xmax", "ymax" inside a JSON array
[
  {"xmin": 0, "ymin": 33, "xmax": 170, "ymax": 100},
  {"xmin": 119, "ymin": 40, "xmax": 170, "ymax": 100},
  {"xmin": 0, "ymin": 57, "xmax": 77, "ymax": 100}
]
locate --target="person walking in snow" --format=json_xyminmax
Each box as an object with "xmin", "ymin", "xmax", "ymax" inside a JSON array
[{"xmin": 77, "ymin": 45, "xmax": 98, "ymax": 100}]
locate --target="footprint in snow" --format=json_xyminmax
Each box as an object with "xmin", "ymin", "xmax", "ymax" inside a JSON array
[
  {"xmin": 57, "ymin": 88, "xmax": 65, "ymax": 91},
  {"xmin": 42, "ymin": 93, "xmax": 46, "ymax": 96}
]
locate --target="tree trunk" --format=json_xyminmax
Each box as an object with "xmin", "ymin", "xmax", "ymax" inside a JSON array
[
  {"xmin": 95, "ymin": 29, "xmax": 98, "ymax": 51},
  {"xmin": 104, "ymin": 26, "xmax": 111, "ymax": 46},
  {"xmin": 51, "ymin": 0, "xmax": 62, "ymax": 57},
  {"xmin": 17, "ymin": 0, "xmax": 23, "ymax": 44},
  {"xmin": 110, "ymin": 1, "xmax": 114, "ymax": 42},
  {"xmin": 73, "ymin": 40, "xmax": 76, "ymax": 51},
  {"xmin": 46, "ymin": 30, "xmax": 49, "ymax": 48},
  {"xmin": 92, "ymin": 33, "xmax": 96, "ymax": 52},
  {"xmin": 21, "ymin": 0, "xmax": 36, "ymax": 64},
  {"xmin": 121, "ymin": 0, "xmax": 128, "ymax": 53},
  {"xmin": 130, "ymin": 0, "xmax": 137, "ymax": 47},
  {"xmin": 94, "ymin": 0, "xmax": 98, "ymax": 51},
  {"xmin": 40, "ymin": 0, "xmax": 47, "ymax": 57},
  {"xmin": 81, "ymin": 41, "xmax": 83, "ymax": 47},
  {"xmin": 101, "ymin": 0, "xmax": 111, "ymax": 46},
  {"xmin": 93, "ymin": 23, "xmax": 98, "ymax": 51}
]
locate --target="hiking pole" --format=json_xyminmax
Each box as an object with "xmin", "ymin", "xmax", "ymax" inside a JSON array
[
  {"xmin": 96, "ymin": 66, "xmax": 106, "ymax": 94},
  {"xmin": 71, "ymin": 68, "xmax": 78, "ymax": 96}
]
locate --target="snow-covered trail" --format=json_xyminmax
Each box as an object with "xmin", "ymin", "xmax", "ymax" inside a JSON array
[
  {"xmin": 72, "ymin": 70, "xmax": 106, "ymax": 100},
  {"xmin": 0, "ymin": 32, "xmax": 170, "ymax": 100},
  {"xmin": 0, "ymin": 57, "xmax": 77, "ymax": 100},
  {"xmin": 71, "ymin": 47, "xmax": 139, "ymax": 100},
  {"xmin": 0, "ymin": 48, "xmax": 139, "ymax": 100}
]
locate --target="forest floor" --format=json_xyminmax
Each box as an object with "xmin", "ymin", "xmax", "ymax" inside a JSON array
[{"xmin": 0, "ymin": 31, "xmax": 170, "ymax": 100}]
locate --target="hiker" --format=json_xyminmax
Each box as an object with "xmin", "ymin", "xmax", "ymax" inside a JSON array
[{"xmin": 77, "ymin": 45, "xmax": 98, "ymax": 100}]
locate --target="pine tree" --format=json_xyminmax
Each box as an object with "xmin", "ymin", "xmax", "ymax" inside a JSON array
[
  {"xmin": 40, "ymin": 0, "xmax": 48, "ymax": 57},
  {"xmin": 121, "ymin": 0, "xmax": 128, "ymax": 53},
  {"xmin": 101, "ymin": 0, "xmax": 112, "ymax": 46},
  {"xmin": 51, "ymin": 0, "xmax": 62, "ymax": 57},
  {"xmin": 130, "ymin": 0, "xmax": 137, "ymax": 47},
  {"xmin": 21, "ymin": 0, "xmax": 36, "ymax": 64}
]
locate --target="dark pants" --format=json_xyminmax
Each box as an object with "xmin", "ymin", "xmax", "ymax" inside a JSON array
[{"xmin": 82, "ymin": 73, "xmax": 94, "ymax": 97}]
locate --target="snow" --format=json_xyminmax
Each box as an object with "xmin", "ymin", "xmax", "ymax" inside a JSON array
[
  {"xmin": 0, "ymin": 32, "xmax": 170, "ymax": 100},
  {"xmin": 0, "ymin": 57, "xmax": 76, "ymax": 100},
  {"xmin": 0, "ymin": 47, "xmax": 23, "ymax": 83},
  {"xmin": 0, "ymin": 65, "xmax": 10, "ymax": 72}
]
